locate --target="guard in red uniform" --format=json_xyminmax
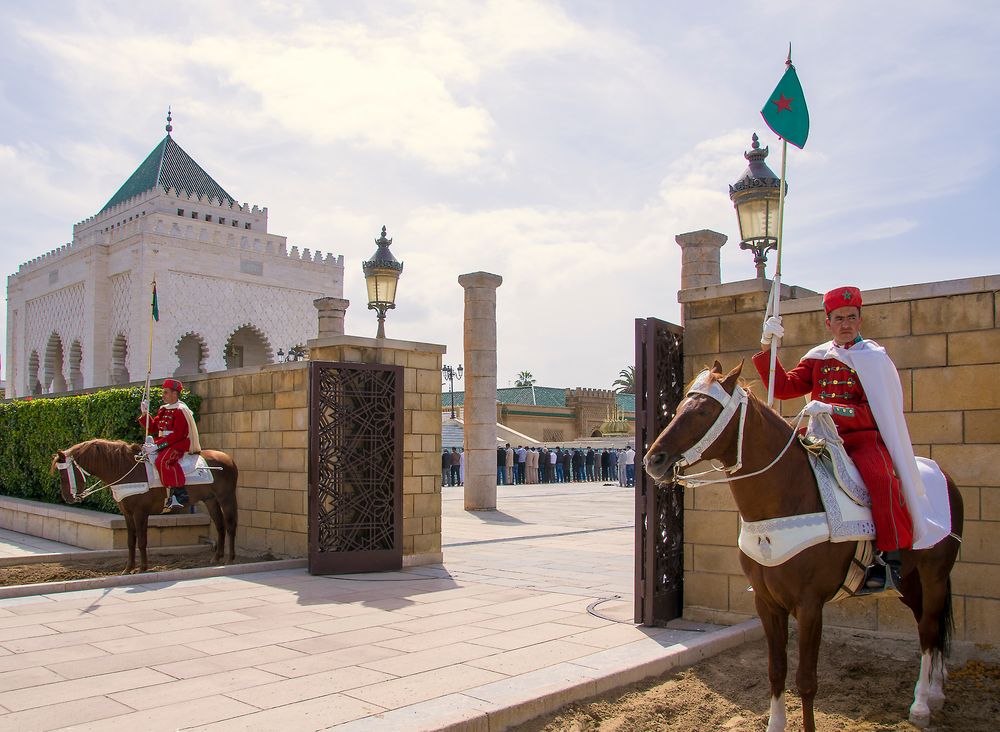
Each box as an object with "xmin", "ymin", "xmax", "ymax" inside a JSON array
[
  {"xmin": 753, "ymin": 286, "xmax": 912, "ymax": 592},
  {"xmin": 139, "ymin": 378, "xmax": 200, "ymax": 509}
]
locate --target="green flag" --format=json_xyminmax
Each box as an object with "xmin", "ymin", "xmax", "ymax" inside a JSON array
[
  {"xmin": 760, "ymin": 64, "xmax": 809, "ymax": 149},
  {"xmin": 151, "ymin": 283, "xmax": 159, "ymax": 322}
]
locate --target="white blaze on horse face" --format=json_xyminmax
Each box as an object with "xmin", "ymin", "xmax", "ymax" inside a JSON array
[{"xmin": 766, "ymin": 693, "xmax": 786, "ymax": 732}]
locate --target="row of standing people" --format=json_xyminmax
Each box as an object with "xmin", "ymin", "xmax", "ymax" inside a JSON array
[
  {"xmin": 441, "ymin": 447, "xmax": 464, "ymax": 486},
  {"xmin": 496, "ymin": 444, "xmax": 636, "ymax": 487}
]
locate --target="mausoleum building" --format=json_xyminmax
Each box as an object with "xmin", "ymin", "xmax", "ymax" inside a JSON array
[{"xmin": 5, "ymin": 117, "xmax": 344, "ymax": 398}]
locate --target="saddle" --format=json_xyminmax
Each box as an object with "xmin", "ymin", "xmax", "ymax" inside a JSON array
[
  {"xmin": 110, "ymin": 453, "xmax": 214, "ymax": 502},
  {"xmin": 739, "ymin": 415, "xmax": 877, "ymax": 600}
]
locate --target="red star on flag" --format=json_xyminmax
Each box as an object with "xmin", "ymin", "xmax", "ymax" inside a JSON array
[{"xmin": 771, "ymin": 94, "xmax": 794, "ymax": 113}]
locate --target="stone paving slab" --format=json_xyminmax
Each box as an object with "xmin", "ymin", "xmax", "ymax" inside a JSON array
[{"xmin": 0, "ymin": 483, "xmax": 758, "ymax": 731}]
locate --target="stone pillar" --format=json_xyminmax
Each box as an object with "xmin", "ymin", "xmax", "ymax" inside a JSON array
[
  {"xmin": 313, "ymin": 297, "xmax": 350, "ymax": 338},
  {"xmin": 458, "ymin": 271, "xmax": 503, "ymax": 510},
  {"xmin": 675, "ymin": 230, "xmax": 727, "ymax": 290}
]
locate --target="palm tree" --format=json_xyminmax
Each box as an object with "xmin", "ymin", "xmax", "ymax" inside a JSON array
[
  {"xmin": 514, "ymin": 371, "xmax": 536, "ymax": 387},
  {"xmin": 613, "ymin": 365, "xmax": 636, "ymax": 394}
]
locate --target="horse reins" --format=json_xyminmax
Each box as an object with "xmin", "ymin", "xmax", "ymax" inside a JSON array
[{"xmin": 671, "ymin": 371, "xmax": 808, "ymax": 488}]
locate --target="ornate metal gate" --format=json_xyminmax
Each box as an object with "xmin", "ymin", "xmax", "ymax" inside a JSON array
[
  {"xmin": 634, "ymin": 317, "xmax": 685, "ymax": 625},
  {"xmin": 308, "ymin": 361, "xmax": 403, "ymax": 574}
]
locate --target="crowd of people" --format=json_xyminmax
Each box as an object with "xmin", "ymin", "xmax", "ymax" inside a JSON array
[{"xmin": 442, "ymin": 444, "xmax": 637, "ymax": 488}]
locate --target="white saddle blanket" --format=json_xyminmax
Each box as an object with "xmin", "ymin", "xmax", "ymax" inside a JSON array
[
  {"xmin": 109, "ymin": 455, "xmax": 213, "ymax": 502},
  {"xmin": 739, "ymin": 435, "xmax": 951, "ymax": 567},
  {"xmin": 145, "ymin": 453, "xmax": 214, "ymax": 489}
]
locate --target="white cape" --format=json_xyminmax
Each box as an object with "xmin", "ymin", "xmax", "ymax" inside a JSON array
[
  {"xmin": 163, "ymin": 400, "xmax": 202, "ymax": 454},
  {"xmin": 802, "ymin": 339, "xmax": 950, "ymax": 550}
]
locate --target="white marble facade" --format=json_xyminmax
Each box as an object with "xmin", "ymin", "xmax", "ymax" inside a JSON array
[{"xmin": 5, "ymin": 134, "xmax": 344, "ymax": 398}]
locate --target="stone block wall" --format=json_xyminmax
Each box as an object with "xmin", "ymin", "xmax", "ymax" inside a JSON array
[
  {"xmin": 678, "ymin": 275, "xmax": 1000, "ymax": 642},
  {"xmin": 184, "ymin": 362, "xmax": 311, "ymax": 558},
  {"xmin": 307, "ymin": 335, "xmax": 446, "ymax": 564},
  {"xmin": 185, "ymin": 335, "xmax": 445, "ymax": 565}
]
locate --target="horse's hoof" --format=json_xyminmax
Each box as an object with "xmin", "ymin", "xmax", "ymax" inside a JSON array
[
  {"xmin": 120, "ymin": 568, "xmax": 134, "ymax": 576},
  {"xmin": 909, "ymin": 707, "xmax": 931, "ymax": 728},
  {"xmin": 928, "ymin": 693, "xmax": 945, "ymax": 711}
]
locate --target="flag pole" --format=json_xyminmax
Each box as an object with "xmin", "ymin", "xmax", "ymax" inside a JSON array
[
  {"xmin": 766, "ymin": 137, "xmax": 788, "ymax": 407},
  {"xmin": 143, "ymin": 276, "xmax": 156, "ymax": 443}
]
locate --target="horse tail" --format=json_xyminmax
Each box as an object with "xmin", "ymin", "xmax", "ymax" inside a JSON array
[{"xmin": 938, "ymin": 577, "xmax": 954, "ymax": 657}]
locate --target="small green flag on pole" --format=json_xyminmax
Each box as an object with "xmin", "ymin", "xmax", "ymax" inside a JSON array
[
  {"xmin": 760, "ymin": 63, "xmax": 809, "ymax": 149},
  {"xmin": 151, "ymin": 282, "xmax": 159, "ymax": 322}
]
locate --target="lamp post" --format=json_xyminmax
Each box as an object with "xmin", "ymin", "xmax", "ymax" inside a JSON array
[
  {"xmin": 729, "ymin": 133, "xmax": 785, "ymax": 278},
  {"xmin": 276, "ymin": 345, "xmax": 306, "ymax": 363},
  {"xmin": 362, "ymin": 226, "xmax": 403, "ymax": 339},
  {"xmin": 442, "ymin": 364, "xmax": 464, "ymax": 419}
]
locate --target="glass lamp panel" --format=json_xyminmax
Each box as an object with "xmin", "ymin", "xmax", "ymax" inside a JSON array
[
  {"xmin": 378, "ymin": 271, "xmax": 399, "ymax": 305},
  {"xmin": 738, "ymin": 197, "xmax": 776, "ymax": 242},
  {"xmin": 366, "ymin": 268, "xmax": 399, "ymax": 305},
  {"xmin": 365, "ymin": 273, "xmax": 379, "ymax": 304}
]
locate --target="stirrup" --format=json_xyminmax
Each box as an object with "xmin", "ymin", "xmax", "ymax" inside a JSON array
[{"xmin": 855, "ymin": 552, "xmax": 901, "ymax": 597}]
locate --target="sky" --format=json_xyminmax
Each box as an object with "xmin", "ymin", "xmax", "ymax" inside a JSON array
[{"xmin": 2, "ymin": 1, "xmax": 998, "ymax": 389}]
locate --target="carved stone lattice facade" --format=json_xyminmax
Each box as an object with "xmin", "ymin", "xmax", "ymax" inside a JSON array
[{"xmin": 5, "ymin": 129, "xmax": 345, "ymax": 397}]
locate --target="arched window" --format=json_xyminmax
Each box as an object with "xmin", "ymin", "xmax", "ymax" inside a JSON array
[
  {"xmin": 44, "ymin": 332, "xmax": 67, "ymax": 393},
  {"xmin": 27, "ymin": 351, "xmax": 42, "ymax": 395},
  {"xmin": 111, "ymin": 334, "xmax": 130, "ymax": 385},
  {"xmin": 69, "ymin": 341, "xmax": 84, "ymax": 391},
  {"xmin": 175, "ymin": 333, "xmax": 208, "ymax": 376},
  {"xmin": 223, "ymin": 324, "xmax": 272, "ymax": 369}
]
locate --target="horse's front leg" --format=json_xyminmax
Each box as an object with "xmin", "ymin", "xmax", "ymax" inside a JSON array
[
  {"xmin": 122, "ymin": 511, "xmax": 136, "ymax": 575},
  {"xmin": 795, "ymin": 600, "xmax": 824, "ymax": 732},
  {"xmin": 755, "ymin": 593, "xmax": 789, "ymax": 732}
]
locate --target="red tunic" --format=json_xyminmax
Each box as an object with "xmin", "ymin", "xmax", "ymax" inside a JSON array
[
  {"xmin": 752, "ymin": 347, "xmax": 913, "ymax": 551},
  {"xmin": 138, "ymin": 406, "xmax": 191, "ymax": 487}
]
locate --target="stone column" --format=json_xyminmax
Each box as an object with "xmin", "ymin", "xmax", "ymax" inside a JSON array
[
  {"xmin": 675, "ymin": 230, "xmax": 727, "ymax": 289},
  {"xmin": 458, "ymin": 271, "xmax": 502, "ymax": 510},
  {"xmin": 313, "ymin": 297, "xmax": 350, "ymax": 338}
]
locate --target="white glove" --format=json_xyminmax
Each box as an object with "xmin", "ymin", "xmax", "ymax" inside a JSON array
[
  {"xmin": 761, "ymin": 316, "xmax": 784, "ymax": 345},
  {"xmin": 803, "ymin": 400, "xmax": 834, "ymax": 417},
  {"xmin": 140, "ymin": 399, "xmax": 149, "ymax": 414},
  {"xmin": 142, "ymin": 442, "xmax": 158, "ymax": 455}
]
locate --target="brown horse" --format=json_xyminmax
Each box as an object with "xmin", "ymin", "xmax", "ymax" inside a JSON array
[
  {"xmin": 53, "ymin": 439, "xmax": 239, "ymax": 574},
  {"xmin": 643, "ymin": 362, "xmax": 963, "ymax": 732}
]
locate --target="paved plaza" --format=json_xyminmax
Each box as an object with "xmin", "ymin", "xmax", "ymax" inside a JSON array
[{"xmin": 0, "ymin": 483, "xmax": 753, "ymax": 731}]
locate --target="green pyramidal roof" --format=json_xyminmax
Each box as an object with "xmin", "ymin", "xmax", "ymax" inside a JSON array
[{"xmin": 100, "ymin": 135, "xmax": 237, "ymax": 214}]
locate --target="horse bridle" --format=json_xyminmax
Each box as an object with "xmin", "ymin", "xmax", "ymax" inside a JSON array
[
  {"xmin": 54, "ymin": 453, "xmax": 144, "ymax": 501},
  {"xmin": 672, "ymin": 371, "xmax": 750, "ymax": 486},
  {"xmin": 54, "ymin": 455, "xmax": 91, "ymax": 501}
]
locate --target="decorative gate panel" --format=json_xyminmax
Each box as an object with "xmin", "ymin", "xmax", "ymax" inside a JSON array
[
  {"xmin": 308, "ymin": 361, "xmax": 403, "ymax": 574},
  {"xmin": 634, "ymin": 317, "xmax": 685, "ymax": 625}
]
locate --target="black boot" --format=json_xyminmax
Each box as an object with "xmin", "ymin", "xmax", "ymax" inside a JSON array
[{"xmin": 856, "ymin": 550, "xmax": 902, "ymax": 596}]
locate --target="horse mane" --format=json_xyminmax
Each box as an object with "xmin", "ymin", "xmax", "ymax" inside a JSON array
[{"xmin": 51, "ymin": 438, "xmax": 140, "ymax": 475}]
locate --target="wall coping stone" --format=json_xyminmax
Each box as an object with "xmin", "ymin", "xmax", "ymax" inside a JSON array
[
  {"xmin": 680, "ymin": 274, "xmax": 999, "ymax": 314},
  {"xmin": 0, "ymin": 495, "xmax": 211, "ymax": 529},
  {"xmin": 777, "ymin": 275, "xmax": 1000, "ymax": 316},
  {"xmin": 307, "ymin": 334, "xmax": 446, "ymax": 354},
  {"xmin": 678, "ymin": 279, "xmax": 817, "ymax": 304},
  {"xmin": 182, "ymin": 360, "xmax": 308, "ymax": 385}
]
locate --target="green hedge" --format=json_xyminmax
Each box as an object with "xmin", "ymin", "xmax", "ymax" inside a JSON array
[{"xmin": 0, "ymin": 388, "xmax": 201, "ymax": 514}]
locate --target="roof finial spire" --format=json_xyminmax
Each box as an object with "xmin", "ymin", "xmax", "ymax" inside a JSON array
[{"xmin": 165, "ymin": 106, "xmax": 173, "ymax": 136}]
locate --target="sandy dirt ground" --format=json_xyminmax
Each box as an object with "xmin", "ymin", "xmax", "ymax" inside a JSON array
[
  {"xmin": 513, "ymin": 631, "xmax": 999, "ymax": 732},
  {"xmin": 0, "ymin": 549, "xmax": 273, "ymax": 586}
]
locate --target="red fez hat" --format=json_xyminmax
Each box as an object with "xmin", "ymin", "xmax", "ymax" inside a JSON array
[
  {"xmin": 162, "ymin": 378, "xmax": 183, "ymax": 393},
  {"xmin": 823, "ymin": 286, "xmax": 862, "ymax": 315}
]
